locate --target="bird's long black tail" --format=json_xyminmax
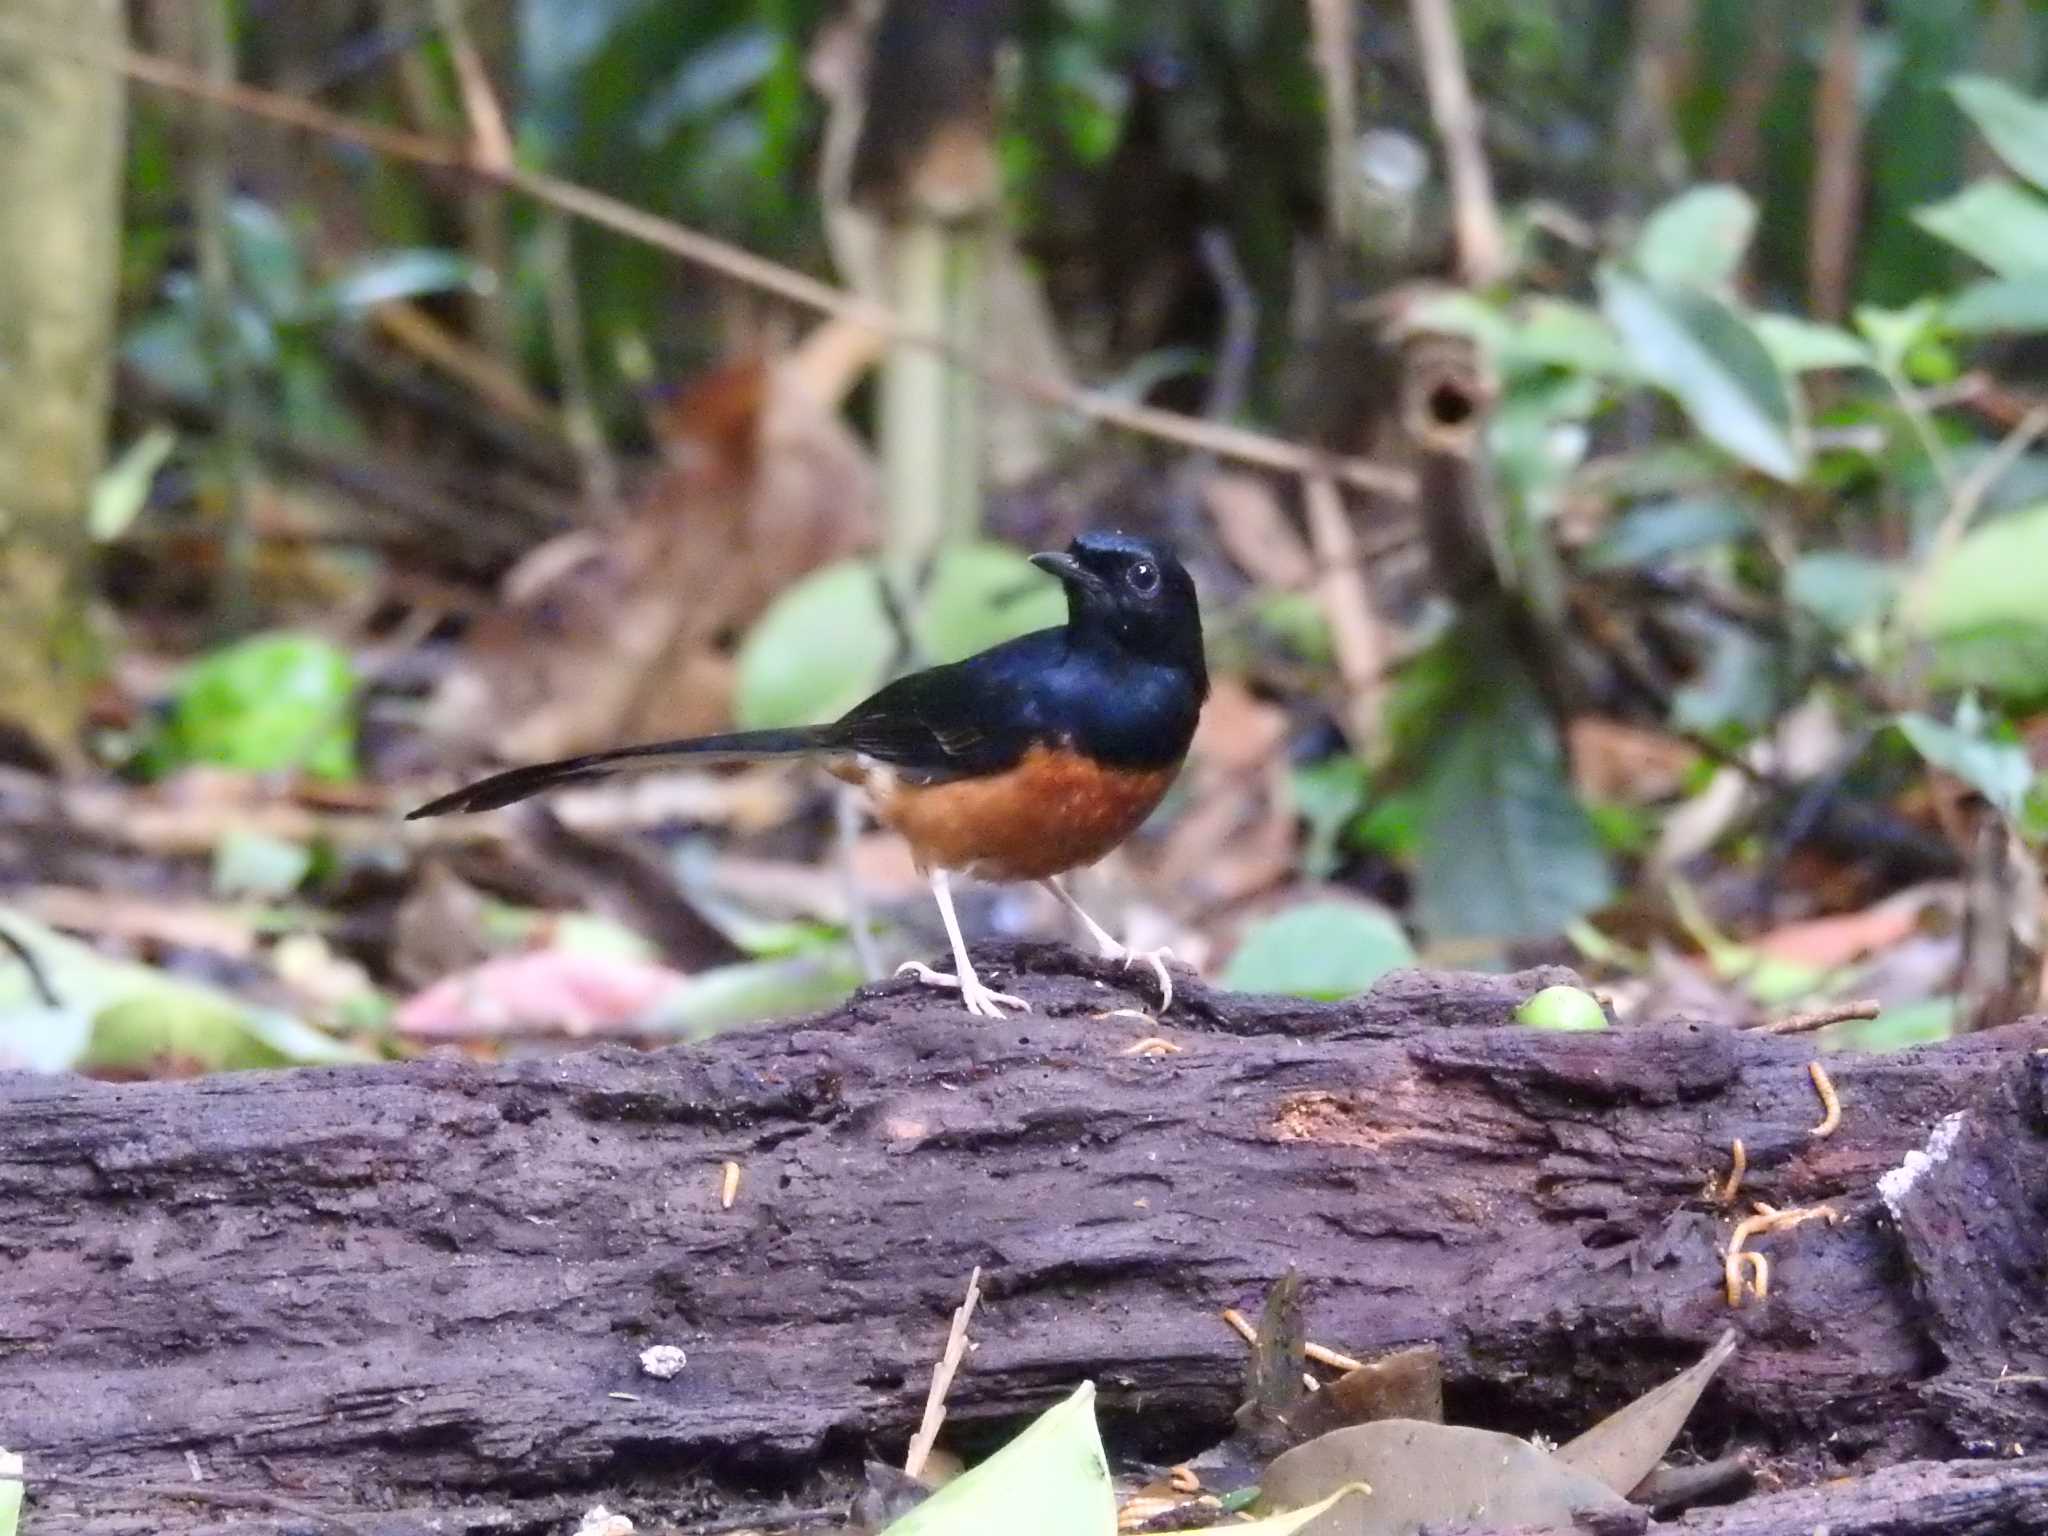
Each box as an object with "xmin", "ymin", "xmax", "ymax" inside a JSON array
[{"xmin": 405, "ymin": 727, "xmax": 837, "ymax": 818}]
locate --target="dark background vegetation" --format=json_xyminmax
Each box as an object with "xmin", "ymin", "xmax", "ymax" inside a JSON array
[{"xmin": 3, "ymin": 0, "xmax": 2048, "ymax": 1071}]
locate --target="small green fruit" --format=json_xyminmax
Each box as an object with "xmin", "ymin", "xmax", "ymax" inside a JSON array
[{"xmin": 1516, "ymin": 984, "xmax": 1609, "ymax": 1032}]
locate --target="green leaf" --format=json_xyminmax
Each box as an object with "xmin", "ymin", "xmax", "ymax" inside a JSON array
[
  {"xmin": 1412, "ymin": 646, "xmax": 1613, "ymax": 943},
  {"xmin": 1787, "ymin": 552, "xmax": 1898, "ymax": 632},
  {"xmin": 914, "ymin": 543, "xmax": 1069, "ymax": 663},
  {"xmin": 1292, "ymin": 757, "xmax": 1369, "ymax": 880},
  {"xmin": 878, "ymin": 1383, "xmax": 1115, "ymax": 1536},
  {"xmin": 1501, "ymin": 299, "xmax": 1634, "ymax": 378},
  {"xmin": 0, "ymin": 912, "xmax": 370, "ymax": 1074},
  {"xmin": 90, "ymin": 427, "xmax": 177, "ymax": 542},
  {"xmin": 1913, "ymin": 180, "xmax": 2048, "ymax": 277},
  {"xmin": 0, "ymin": 1446, "xmax": 18, "ymax": 1536},
  {"xmin": 1854, "ymin": 300, "xmax": 1944, "ymax": 374},
  {"xmin": 1599, "ymin": 270, "xmax": 1806, "ymax": 481},
  {"xmin": 639, "ymin": 951, "xmax": 866, "ymax": 1040},
  {"xmin": 1823, "ymin": 998, "xmax": 1956, "ymax": 1053},
  {"xmin": 319, "ymin": 249, "xmax": 487, "ymax": 316},
  {"xmin": 1896, "ymin": 704, "xmax": 2033, "ymax": 822},
  {"xmin": 1922, "ymin": 500, "xmax": 2048, "ymax": 642},
  {"xmin": 164, "ymin": 631, "xmax": 359, "ymax": 780},
  {"xmin": 1948, "ymin": 76, "xmax": 2048, "ymax": 192},
  {"xmin": 211, "ymin": 832, "xmax": 314, "ymax": 900},
  {"xmin": 227, "ymin": 197, "xmax": 308, "ymax": 318},
  {"xmin": 1582, "ymin": 497, "xmax": 1754, "ymax": 571},
  {"xmin": 1633, "ymin": 184, "xmax": 1756, "ymax": 290},
  {"xmin": 1222, "ymin": 902, "xmax": 1416, "ymax": 1000},
  {"xmin": 1946, "ymin": 277, "xmax": 2048, "ymax": 333},
  {"xmin": 1752, "ymin": 314, "xmax": 1872, "ymax": 372},
  {"xmin": 734, "ymin": 560, "xmax": 893, "ymax": 729}
]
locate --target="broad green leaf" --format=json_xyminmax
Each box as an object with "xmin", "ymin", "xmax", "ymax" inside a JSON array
[
  {"xmin": 639, "ymin": 951, "xmax": 866, "ymax": 1040},
  {"xmin": 1896, "ymin": 705, "xmax": 2033, "ymax": 822},
  {"xmin": 879, "ymin": 1383, "xmax": 1115, "ymax": 1536},
  {"xmin": 915, "ymin": 543, "xmax": 1069, "ymax": 663},
  {"xmin": 1582, "ymin": 497, "xmax": 1753, "ymax": 571},
  {"xmin": 1787, "ymin": 552, "xmax": 1898, "ymax": 632},
  {"xmin": 1752, "ymin": 314, "xmax": 1872, "ymax": 372},
  {"xmin": 1599, "ymin": 271, "xmax": 1806, "ymax": 481},
  {"xmin": 1913, "ymin": 180, "xmax": 2048, "ymax": 278},
  {"xmin": 1823, "ymin": 998, "xmax": 1956, "ymax": 1052},
  {"xmin": 1292, "ymin": 757, "xmax": 1369, "ymax": 879},
  {"xmin": 0, "ymin": 912, "xmax": 369, "ymax": 1074},
  {"xmin": 320, "ymin": 249, "xmax": 488, "ymax": 315},
  {"xmin": 1501, "ymin": 300, "xmax": 1634, "ymax": 378},
  {"xmin": 734, "ymin": 560, "xmax": 893, "ymax": 729},
  {"xmin": 0, "ymin": 1446, "xmax": 18, "ymax": 1536},
  {"xmin": 212, "ymin": 832, "xmax": 314, "ymax": 900},
  {"xmin": 1412, "ymin": 649, "xmax": 1613, "ymax": 943},
  {"xmin": 1922, "ymin": 501, "xmax": 2048, "ymax": 648},
  {"xmin": 1222, "ymin": 902, "xmax": 1416, "ymax": 1000},
  {"xmin": 165, "ymin": 631, "xmax": 359, "ymax": 780},
  {"xmin": 90, "ymin": 427, "xmax": 176, "ymax": 542},
  {"xmin": 1854, "ymin": 300, "xmax": 1944, "ymax": 374},
  {"xmin": 1633, "ymin": 184, "xmax": 1756, "ymax": 290},
  {"xmin": 227, "ymin": 197, "xmax": 308, "ymax": 318},
  {"xmin": 1946, "ymin": 277, "xmax": 2048, "ymax": 333},
  {"xmin": 1948, "ymin": 76, "xmax": 2048, "ymax": 192}
]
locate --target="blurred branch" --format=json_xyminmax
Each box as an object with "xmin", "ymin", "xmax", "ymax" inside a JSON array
[
  {"xmin": 1307, "ymin": 0, "xmax": 1359, "ymax": 245},
  {"xmin": 1808, "ymin": 0, "xmax": 1867, "ymax": 321},
  {"xmin": 1406, "ymin": 0, "xmax": 1505, "ymax": 286},
  {"xmin": 0, "ymin": 25, "xmax": 1415, "ymax": 502}
]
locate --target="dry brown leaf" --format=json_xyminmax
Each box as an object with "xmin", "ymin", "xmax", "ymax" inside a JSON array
[
  {"xmin": 1753, "ymin": 884, "xmax": 1954, "ymax": 972},
  {"xmin": 1568, "ymin": 717, "xmax": 1697, "ymax": 803},
  {"xmin": 427, "ymin": 352, "xmax": 876, "ymax": 761}
]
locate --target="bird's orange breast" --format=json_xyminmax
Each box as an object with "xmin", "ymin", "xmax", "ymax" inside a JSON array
[{"xmin": 860, "ymin": 743, "xmax": 1176, "ymax": 881}]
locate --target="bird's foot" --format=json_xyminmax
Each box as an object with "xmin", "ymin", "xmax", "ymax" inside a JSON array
[
  {"xmin": 1095, "ymin": 941, "xmax": 1177, "ymax": 1014},
  {"xmin": 895, "ymin": 960, "xmax": 1030, "ymax": 1020}
]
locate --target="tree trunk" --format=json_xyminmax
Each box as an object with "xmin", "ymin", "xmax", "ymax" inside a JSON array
[
  {"xmin": 3, "ymin": 947, "xmax": 2044, "ymax": 1534},
  {"xmin": 0, "ymin": 0, "xmax": 123, "ymax": 764}
]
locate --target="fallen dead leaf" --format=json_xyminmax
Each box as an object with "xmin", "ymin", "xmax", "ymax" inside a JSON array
[{"xmin": 395, "ymin": 949, "xmax": 688, "ymax": 1037}]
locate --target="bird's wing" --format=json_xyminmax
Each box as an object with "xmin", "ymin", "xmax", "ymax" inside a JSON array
[{"xmin": 827, "ymin": 630, "xmax": 1063, "ymax": 782}]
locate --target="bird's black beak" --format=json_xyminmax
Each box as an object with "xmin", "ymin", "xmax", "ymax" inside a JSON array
[{"xmin": 1030, "ymin": 550, "xmax": 1109, "ymax": 599}]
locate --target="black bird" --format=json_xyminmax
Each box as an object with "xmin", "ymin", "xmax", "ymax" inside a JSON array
[{"xmin": 408, "ymin": 532, "xmax": 1208, "ymax": 1017}]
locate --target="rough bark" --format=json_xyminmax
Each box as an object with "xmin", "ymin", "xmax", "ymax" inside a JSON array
[
  {"xmin": 0, "ymin": 0, "xmax": 123, "ymax": 762},
  {"xmin": 3, "ymin": 945, "xmax": 2044, "ymax": 1535}
]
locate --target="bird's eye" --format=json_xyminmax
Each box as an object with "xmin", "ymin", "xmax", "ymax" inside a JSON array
[{"xmin": 1127, "ymin": 560, "xmax": 1161, "ymax": 597}]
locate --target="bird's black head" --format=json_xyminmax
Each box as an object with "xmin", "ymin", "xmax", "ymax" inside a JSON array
[{"xmin": 1031, "ymin": 532, "xmax": 1207, "ymax": 693}]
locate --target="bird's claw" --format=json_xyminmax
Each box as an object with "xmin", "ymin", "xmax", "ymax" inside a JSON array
[
  {"xmin": 895, "ymin": 960, "xmax": 1030, "ymax": 1019},
  {"xmin": 1100, "ymin": 943, "xmax": 1176, "ymax": 1013}
]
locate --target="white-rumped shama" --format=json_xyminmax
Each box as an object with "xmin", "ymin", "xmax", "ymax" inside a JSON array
[{"xmin": 408, "ymin": 531, "xmax": 1207, "ymax": 1016}]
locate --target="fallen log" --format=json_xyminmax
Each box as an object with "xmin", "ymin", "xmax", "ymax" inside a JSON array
[{"xmin": 3, "ymin": 944, "xmax": 2044, "ymax": 1534}]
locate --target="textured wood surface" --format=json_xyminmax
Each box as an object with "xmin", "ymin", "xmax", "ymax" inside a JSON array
[{"xmin": 4, "ymin": 944, "xmax": 2043, "ymax": 1533}]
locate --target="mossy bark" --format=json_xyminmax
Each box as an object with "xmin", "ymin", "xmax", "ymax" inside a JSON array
[{"xmin": 0, "ymin": 0, "xmax": 124, "ymax": 763}]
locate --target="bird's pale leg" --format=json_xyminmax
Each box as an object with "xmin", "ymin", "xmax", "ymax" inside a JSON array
[
  {"xmin": 1043, "ymin": 875, "xmax": 1175, "ymax": 1013},
  {"xmin": 896, "ymin": 868, "xmax": 1028, "ymax": 1019}
]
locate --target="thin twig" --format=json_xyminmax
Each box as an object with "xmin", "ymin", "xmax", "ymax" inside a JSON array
[
  {"xmin": 1749, "ymin": 998, "xmax": 1881, "ymax": 1036},
  {"xmin": 1303, "ymin": 469, "xmax": 1389, "ymax": 758},
  {"xmin": 0, "ymin": 25, "xmax": 1413, "ymax": 501},
  {"xmin": 904, "ymin": 1267, "xmax": 981, "ymax": 1482},
  {"xmin": 1406, "ymin": 0, "xmax": 1505, "ymax": 286},
  {"xmin": 0, "ymin": 925, "xmax": 60, "ymax": 1009}
]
